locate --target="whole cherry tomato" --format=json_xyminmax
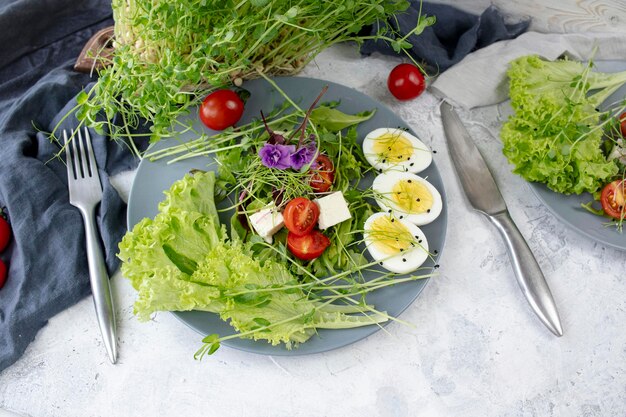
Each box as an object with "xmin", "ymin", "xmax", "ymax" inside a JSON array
[
  {"xmin": 199, "ymin": 89, "xmax": 245, "ymax": 131},
  {"xmin": 387, "ymin": 63, "xmax": 426, "ymax": 101},
  {"xmin": 0, "ymin": 215, "xmax": 10, "ymax": 252}
]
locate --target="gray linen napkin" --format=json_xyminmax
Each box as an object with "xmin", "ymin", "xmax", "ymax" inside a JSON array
[{"xmin": 431, "ymin": 31, "xmax": 626, "ymax": 109}]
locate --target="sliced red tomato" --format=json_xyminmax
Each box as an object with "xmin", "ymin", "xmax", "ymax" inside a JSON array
[
  {"xmin": 287, "ymin": 230, "xmax": 330, "ymax": 261},
  {"xmin": 0, "ymin": 259, "xmax": 6, "ymax": 289},
  {"xmin": 0, "ymin": 216, "xmax": 10, "ymax": 252},
  {"xmin": 619, "ymin": 112, "xmax": 626, "ymax": 137},
  {"xmin": 283, "ymin": 197, "xmax": 319, "ymax": 236},
  {"xmin": 199, "ymin": 89, "xmax": 245, "ymax": 131},
  {"xmin": 600, "ymin": 180, "xmax": 625, "ymax": 220},
  {"xmin": 309, "ymin": 155, "xmax": 335, "ymax": 193}
]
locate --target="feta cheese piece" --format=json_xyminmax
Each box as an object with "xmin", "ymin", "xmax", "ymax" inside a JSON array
[
  {"xmin": 249, "ymin": 203, "xmax": 284, "ymax": 244},
  {"xmin": 314, "ymin": 191, "xmax": 352, "ymax": 230}
]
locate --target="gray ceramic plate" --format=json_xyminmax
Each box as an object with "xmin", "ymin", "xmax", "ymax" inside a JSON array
[
  {"xmin": 527, "ymin": 61, "xmax": 626, "ymax": 251},
  {"xmin": 127, "ymin": 77, "xmax": 448, "ymax": 355}
]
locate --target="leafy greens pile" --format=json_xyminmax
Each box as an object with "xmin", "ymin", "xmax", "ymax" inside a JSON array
[
  {"xmin": 77, "ymin": 0, "xmax": 434, "ymax": 144},
  {"xmin": 119, "ymin": 171, "xmax": 429, "ymax": 356},
  {"xmin": 119, "ymin": 172, "xmax": 380, "ymax": 354},
  {"xmin": 501, "ymin": 55, "xmax": 626, "ymax": 195}
]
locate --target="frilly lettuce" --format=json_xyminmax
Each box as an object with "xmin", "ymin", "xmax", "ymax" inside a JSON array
[
  {"xmin": 118, "ymin": 171, "xmax": 387, "ymax": 355},
  {"xmin": 501, "ymin": 55, "xmax": 626, "ymax": 194}
]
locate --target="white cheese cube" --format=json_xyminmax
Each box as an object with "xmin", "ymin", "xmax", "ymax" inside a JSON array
[
  {"xmin": 249, "ymin": 203, "xmax": 284, "ymax": 244},
  {"xmin": 314, "ymin": 191, "xmax": 352, "ymax": 230}
]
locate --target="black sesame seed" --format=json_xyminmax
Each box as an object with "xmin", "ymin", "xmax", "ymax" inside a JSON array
[
  {"xmin": 388, "ymin": 209, "xmax": 392, "ymax": 213},
  {"xmin": 410, "ymin": 163, "xmax": 414, "ymax": 166},
  {"xmin": 408, "ymin": 180, "xmax": 412, "ymax": 183},
  {"xmin": 414, "ymin": 235, "xmax": 418, "ymax": 239},
  {"xmin": 397, "ymin": 156, "xmax": 402, "ymax": 159},
  {"xmin": 427, "ymin": 209, "xmax": 431, "ymax": 213},
  {"xmin": 400, "ymin": 248, "xmax": 404, "ymax": 252},
  {"xmin": 388, "ymin": 147, "xmax": 392, "ymax": 150},
  {"xmin": 399, "ymin": 215, "xmax": 403, "ymax": 219},
  {"xmin": 433, "ymin": 150, "xmax": 437, "ymax": 154},
  {"xmin": 379, "ymin": 262, "xmax": 383, "ymax": 266},
  {"xmin": 382, "ymin": 159, "xmax": 386, "ymax": 163},
  {"xmin": 418, "ymin": 239, "xmax": 422, "ymax": 243},
  {"xmin": 434, "ymin": 250, "xmax": 439, "ymax": 254},
  {"xmin": 391, "ymin": 218, "xmax": 395, "ymax": 223},
  {"xmin": 434, "ymin": 264, "xmax": 440, "ymax": 269},
  {"xmin": 402, "ymin": 258, "xmax": 407, "ymax": 262}
]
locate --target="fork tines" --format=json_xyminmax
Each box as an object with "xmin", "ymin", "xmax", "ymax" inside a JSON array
[{"xmin": 64, "ymin": 127, "xmax": 98, "ymax": 181}]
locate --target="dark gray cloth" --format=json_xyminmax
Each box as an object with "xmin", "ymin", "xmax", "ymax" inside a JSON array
[
  {"xmin": 361, "ymin": 2, "xmax": 530, "ymax": 72},
  {"xmin": 0, "ymin": 0, "xmax": 147, "ymax": 372},
  {"xmin": 0, "ymin": 0, "xmax": 528, "ymax": 373}
]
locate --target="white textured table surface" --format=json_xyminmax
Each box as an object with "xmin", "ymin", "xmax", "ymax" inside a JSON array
[{"xmin": 1, "ymin": 45, "xmax": 625, "ymax": 417}]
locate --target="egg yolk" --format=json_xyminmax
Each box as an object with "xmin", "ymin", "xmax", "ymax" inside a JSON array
[
  {"xmin": 369, "ymin": 215, "xmax": 414, "ymax": 255},
  {"xmin": 372, "ymin": 132, "xmax": 413, "ymax": 163},
  {"xmin": 391, "ymin": 179, "xmax": 433, "ymax": 213}
]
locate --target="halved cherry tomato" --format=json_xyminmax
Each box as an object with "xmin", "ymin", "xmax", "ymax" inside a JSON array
[
  {"xmin": 0, "ymin": 215, "xmax": 10, "ymax": 252},
  {"xmin": 199, "ymin": 89, "xmax": 244, "ymax": 131},
  {"xmin": 283, "ymin": 197, "xmax": 319, "ymax": 236},
  {"xmin": 600, "ymin": 180, "xmax": 625, "ymax": 220},
  {"xmin": 309, "ymin": 155, "xmax": 335, "ymax": 193},
  {"xmin": 387, "ymin": 63, "xmax": 426, "ymax": 101},
  {"xmin": 619, "ymin": 112, "xmax": 626, "ymax": 137},
  {"xmin": 287, "ymin": 230, "xmax": 330, "ymax": 261},
  {"xmin": 0, "ymin": 259, "xmax": 6, "ymax": 289}
]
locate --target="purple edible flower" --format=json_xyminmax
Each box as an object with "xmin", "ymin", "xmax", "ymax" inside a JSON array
[
  {"xmin": 289, "ymin": 142, "xmax": 318, "ymax": 170},
  {"xmin": 259, "ymin": 143, "xmax": 295, "ymax": 170}
]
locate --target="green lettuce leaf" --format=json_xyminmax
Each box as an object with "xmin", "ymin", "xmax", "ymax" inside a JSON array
[
  {"xmin": 119, "ymin": 170, "xmax": 386, "ymax": 353},
  {"xmin": 310, "ymin": 107, "xmax": 376, "ymax": 131}
]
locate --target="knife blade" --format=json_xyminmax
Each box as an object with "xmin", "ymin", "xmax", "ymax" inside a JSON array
[{"xmin": 440, "ymin": 102, "xmax": 563, "ymax": 337}]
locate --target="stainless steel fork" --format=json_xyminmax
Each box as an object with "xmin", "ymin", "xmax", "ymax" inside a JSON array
[{"xmin": 64, "ymin": 127, "xmax": 118, "ymax": 364}]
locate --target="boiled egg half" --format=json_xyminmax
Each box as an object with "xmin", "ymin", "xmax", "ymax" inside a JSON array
[
  {"xmin": 362, "ymin": 128, "xmax": 432, "ymax": 174},
  {"xmin": 372, "ymin": 171, "xmax": 442, "ymax": 226},
  {"xmin": 363, "ymin": 212, "xmax": 429, "ymax": 274}
]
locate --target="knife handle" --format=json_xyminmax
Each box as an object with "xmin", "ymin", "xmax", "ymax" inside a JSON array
[{"xmin": 486, "ymin": 211, "xmax": 563, "ymax": 337}]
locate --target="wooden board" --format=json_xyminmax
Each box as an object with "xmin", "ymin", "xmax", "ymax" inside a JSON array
[{"xmin": 429, "ymin": 0, "xmax": 626, "ymax": 33}]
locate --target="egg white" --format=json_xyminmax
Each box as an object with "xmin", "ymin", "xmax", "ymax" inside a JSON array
[
  {"xmin": 362, "ymin": 128, "xmax": 432, "ymax": 174},
  {"xmin": 372, "ymin": 171, "xmax": 442, "ymax": 226},
  {"xmin": 363, "ymin": 212, "xmax": 429, "ymax": 274}
]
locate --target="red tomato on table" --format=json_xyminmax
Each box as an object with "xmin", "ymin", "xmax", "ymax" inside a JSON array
[
  {"xmin": 387, "ymin": 63, "xmax": 426, "ymax": 101},
  {"xmin": 0, "ymin": 216, "xmax": 10, "ymax": 252}
]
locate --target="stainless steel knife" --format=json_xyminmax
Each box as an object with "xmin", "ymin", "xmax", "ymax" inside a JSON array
[{"xmin": 440, "ymin": 102, "xmax": 563, "ymax": 337}]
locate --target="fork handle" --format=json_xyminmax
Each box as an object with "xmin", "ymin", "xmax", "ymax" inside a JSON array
[{"xmin": 80, "ymin": 206, "xmax": 118, "ymax": 364}]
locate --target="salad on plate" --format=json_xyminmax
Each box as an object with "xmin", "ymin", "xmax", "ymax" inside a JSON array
[
  {"xmin": 119, "ymin": 79, "xmax": 445, "ymax": 357},
  {"xmin": 501, "ymin": 55, "xmax": 626, "ymax": 233}
]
